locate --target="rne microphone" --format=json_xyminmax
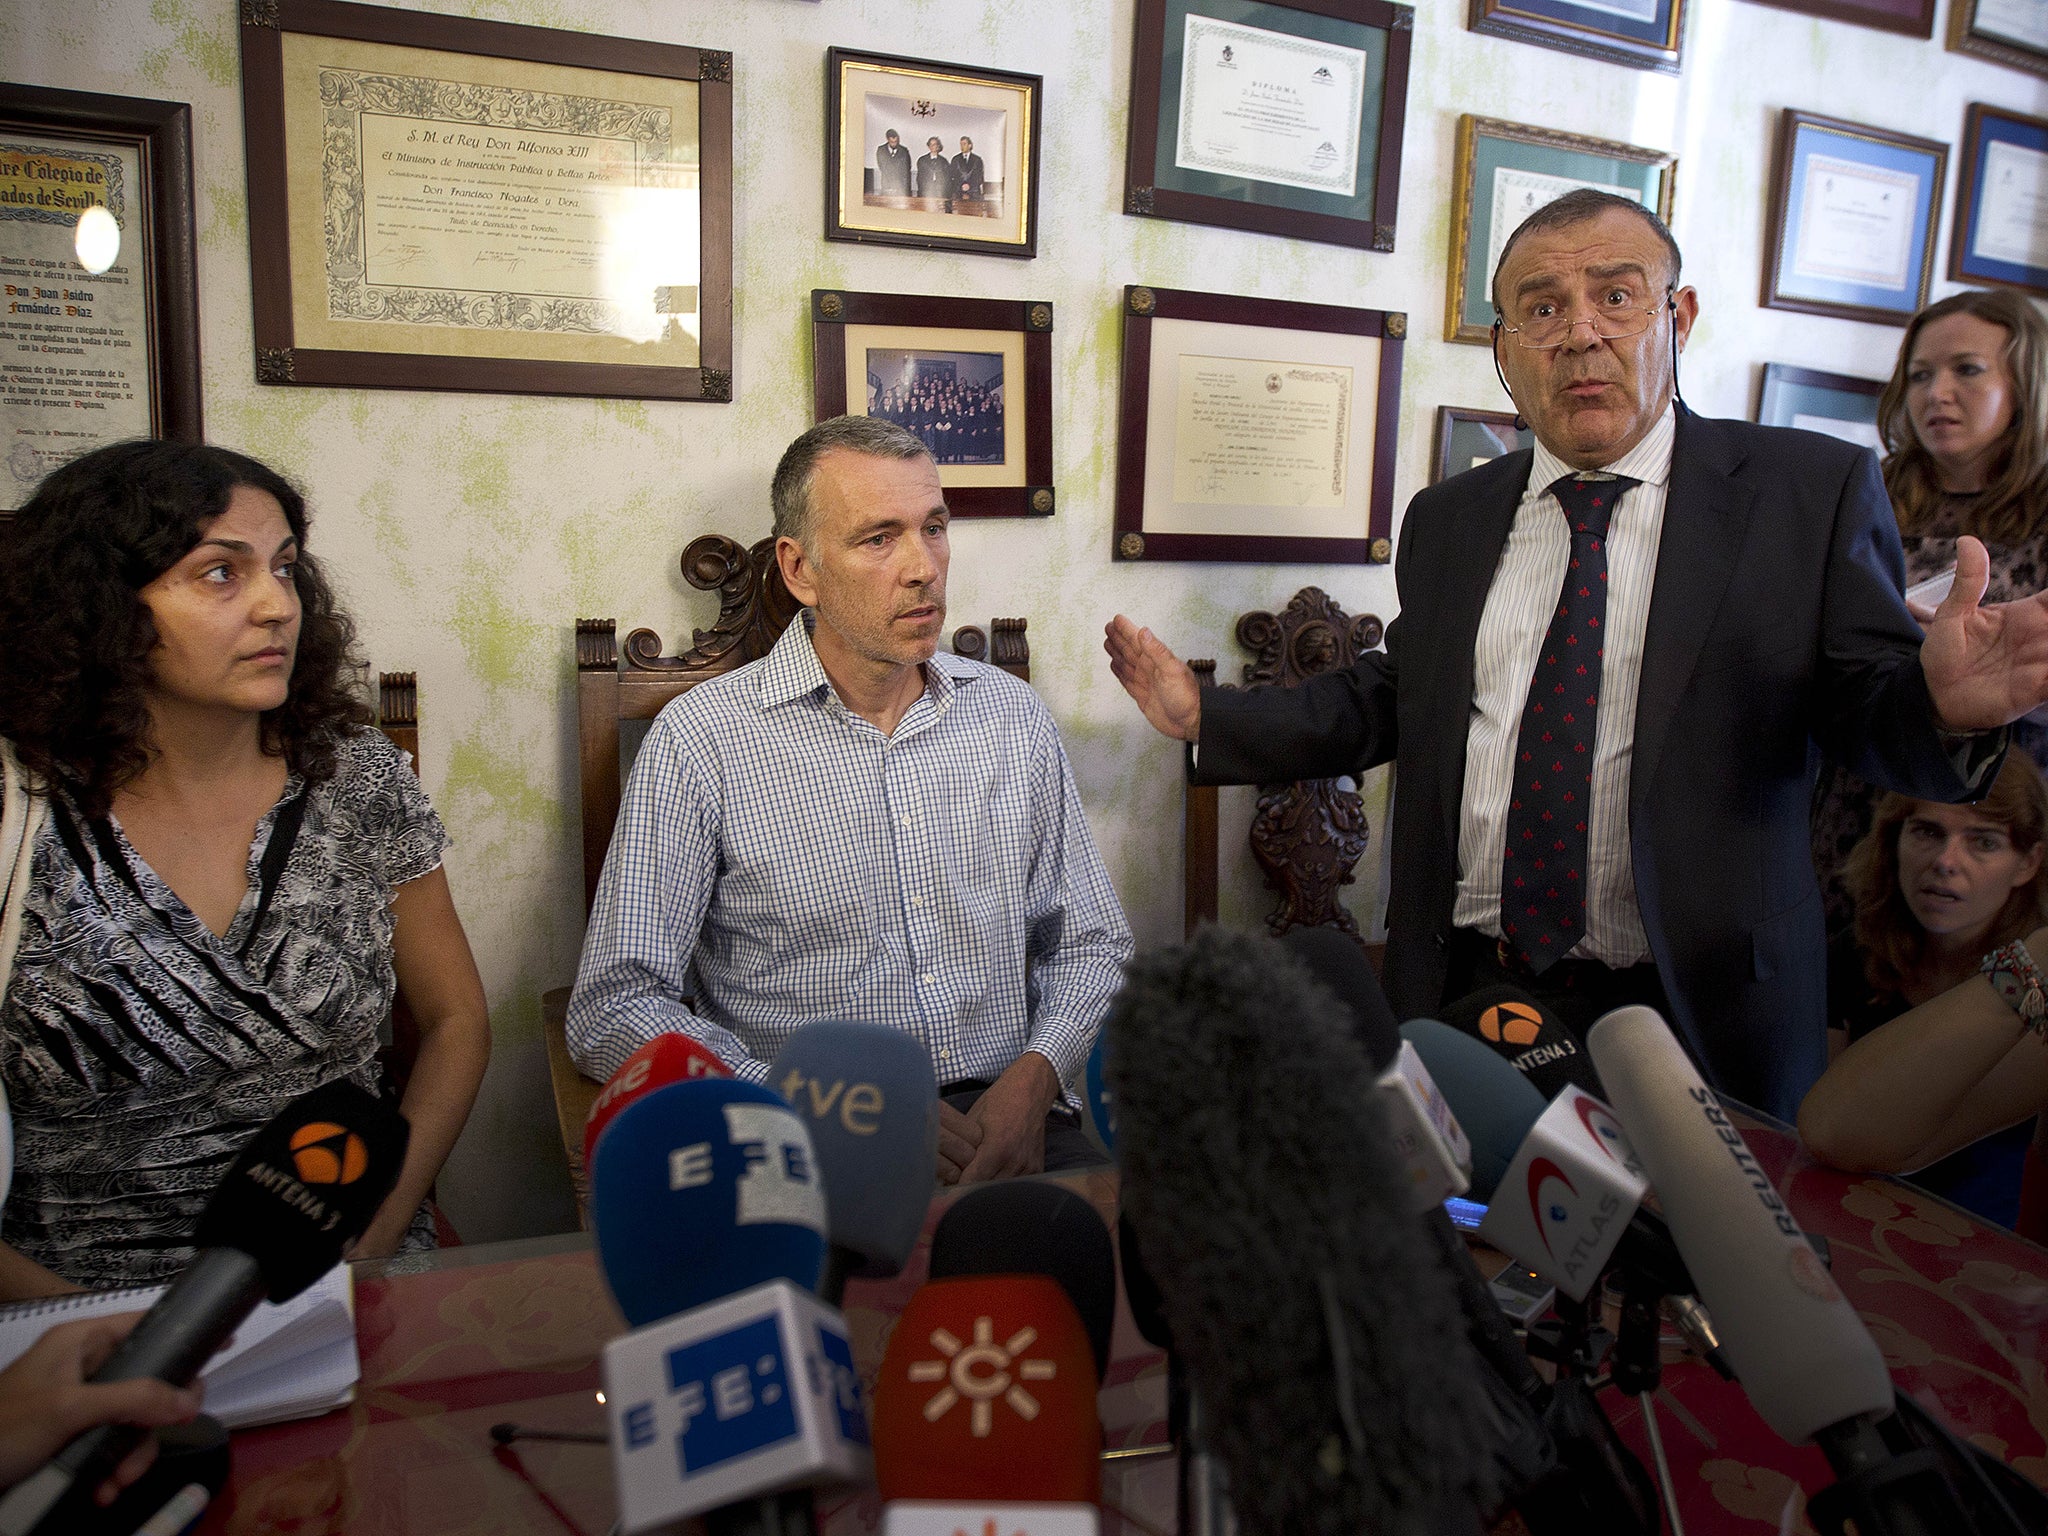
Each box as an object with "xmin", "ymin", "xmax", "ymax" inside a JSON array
[
  {"xmin": 928, "ymin": 1181, "xmax": 1116, "ymax": 1383},
  {"xmin": 583, "ymin": 1032, "xmax": 730, "ymax": 1174},
  {"xmin": 1437, "ymin": 984, "xmax": 1603, "ymax": 1101},
  {"xmin": 0, "ymin": 1079, "xmax": 408, "ymax": 1536},
  {"xmin": 768, "ymin": 1021, "xmax": 939, "ymax": 1305}
]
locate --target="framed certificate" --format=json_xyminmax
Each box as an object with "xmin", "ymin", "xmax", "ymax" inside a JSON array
[
  {"xmin": 1952, "ymin": 103, "xmax": 2048, "ymax": 296},
  {"xmin": 1122, "ymin": 0, "xmax": 1414, "ymax": 252},
  {"xmin": 824, "ymin": 49, "xmax": 1041, "ymax": 259},
  {"xmin": 1467, "ymin": 0, "xmax": 1687, "ymax": 73},
  {"xmin": 1112, "ymin": 284, "xmax": 1403, "ymax": 565},
  {"xmin": 1734, "ymin": 0, "xmax": 1934, "ymax": 37},
  {"xmin": 1949, "ymin": 0, "xmax": 2048, "ymax": 75},
  {"xmin": 239, "ymin": 0, "xmax": 733, "ymax": 402},
  {"xmin": 1432, "ymin": 406, "xmax": 1531, "ymax": 484},
  {"xmin": 0, "ymin": 84, "xmax": 201, "ymax": 508},
  {"xmin": 1754, "ymin": 363, "xmax": 1885, "ymax": 455},
  {"xmin": 1762, "ymin": 110, "xmax": 1945, "ymax": 325},
  {"xmin": 810, "ymin": 289, "xmax": 1053, "ymax": 519},
  {"xmin": 1445, "ymin": 116, "xmax": 1675, "ymax": 345}
]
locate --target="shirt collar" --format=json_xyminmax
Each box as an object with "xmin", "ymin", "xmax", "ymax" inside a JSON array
[
  {"xmin": 1529, "ymin": 400, "xmax": 1676, "ymax": 496},
  {"xmin": 756, "ymin": 610, "xmax": 980, "ymax": 713}
]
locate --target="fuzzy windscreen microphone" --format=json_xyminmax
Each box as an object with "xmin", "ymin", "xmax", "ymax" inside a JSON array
[{"xmin": 1106, "ymin": 927, "xmax": 1507, "ymax": 1535}]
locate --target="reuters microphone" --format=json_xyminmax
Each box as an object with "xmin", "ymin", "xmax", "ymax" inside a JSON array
[
  {"xmin": 592, "ymin": 1079, "xmax": 870, "ymax": 1536},
  {"xmin": 583, "ymin": 1032, "xmax": 730, "ymax": 1174},
  {"xmin": 873, "ymin": 1274, "xmax": 1101, "ymax": 1535}
]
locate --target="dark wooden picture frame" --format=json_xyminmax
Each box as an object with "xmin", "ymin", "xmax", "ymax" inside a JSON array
[
  {"xmin": 1432, "ymin": 405, "xmax": 1530, "ymax": 484},
  {"xmin": 1754, "ymin": 362, "xmax": 1885, "ymax": 453},
  {"xmin": 1952, "ymin": 103, "xmax": 2048, "ymax": 297},
  {"xmin": 1734, "ymin": 0, "xmax": 1935, "ymax": 38},
  {"xmin": 1122, "ymin": 0, "xmax": 1414, "ymax": 253},
  {"xmin": 238, "ymin": 0, "xmax": 733, "ymax": 402},
  {"xmin": 1113, "ymin": 284, "xmax": 1403, "ymax": 565},
  {"xmin": 1761, "ymin": 110, "xmax": 1945, "ymax": 326},
  {"xmin": 0, "ymin": 83, "xmax": 202, "ymax": 506},
  {"xmin": 823, "ymin": 48, "xmax": 1042, "ymax": 260},
  {"xmin": 1948, "ymin": 0, "xmax": 2048, "ymax": 76},
  {"xmin": 810, "ymin": 289, "xmax": 1054, "ymax": 519},
  {"xmin": 1468, "ymin": 0, "xmax": 1686, "ymax": 73}
]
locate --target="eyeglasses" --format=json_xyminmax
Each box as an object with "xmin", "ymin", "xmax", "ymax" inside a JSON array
[{"xmin": 1495, "ymin": 286, "xmax": 1674, "ymax": 350}]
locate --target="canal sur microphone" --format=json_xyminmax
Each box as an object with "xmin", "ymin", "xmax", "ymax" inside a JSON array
[{"xmin": 928, "ymin": 1180, "xmax": 1116, "ymax": 1382}]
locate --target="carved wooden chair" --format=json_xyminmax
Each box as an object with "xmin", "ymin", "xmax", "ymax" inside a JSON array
[
  {"xmin": 1186, "ymin": 588, "xmax": 1387, "ymax": 959},
  {"xmin": 540, "ymin": 534, "xmax": 1033, "ymax": 1219},
  {"xmin": 374, "ymin": 672, "xmax": 424, "ymax": 1098}
]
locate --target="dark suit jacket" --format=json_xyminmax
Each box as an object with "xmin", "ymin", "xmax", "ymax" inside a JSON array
[
  {"xmin": 1197, "ymin": 408, "xmax": 1992, "ymax": 1118},
  {"xmin": 951, "ymin": 152, "xmax": 986, "ymax": 200},
  {"xmin": 916, "ymin": 153, "xmax": 953, "ymax": 198},
  {"xmin": 876, "ymin": 142, "xmax": 912, "ymax": 195}
]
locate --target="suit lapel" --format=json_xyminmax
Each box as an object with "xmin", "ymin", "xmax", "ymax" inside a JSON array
[{"xmin": 1631, "ymin": 411, "xmax": 1756, "ymax": 820}]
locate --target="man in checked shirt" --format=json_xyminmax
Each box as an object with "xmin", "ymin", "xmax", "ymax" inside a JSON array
[{"xmin": 567, "ymin": 415, "xmax": 1133, "ymax": 1183}]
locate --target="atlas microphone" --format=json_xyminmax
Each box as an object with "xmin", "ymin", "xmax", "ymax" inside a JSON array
[
  {"xmin": 591, "ymin": 1078, "xmax": 870, "ymax": 1536},
  {"xmin": 0, "ymin": 1079, "xmax": 409, "ymax": 1536},
  {"xmin": 583, "ymin": 1032, "xmax": 730, "ymax": 1174}
]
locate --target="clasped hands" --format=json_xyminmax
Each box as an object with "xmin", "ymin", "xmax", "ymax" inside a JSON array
[{"xmin": 936, "ymin": 1051, "xmax": 1060, "ymax": 1186}]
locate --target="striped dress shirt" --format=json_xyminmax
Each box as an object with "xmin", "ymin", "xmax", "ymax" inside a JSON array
[
  {"xmin": 1450, "ymin": 405, "xmax": 1678, "ymax": 967},
  {"xmin": 566, "ymin": 614, "xmax": 1133, "ymax": 1111}
]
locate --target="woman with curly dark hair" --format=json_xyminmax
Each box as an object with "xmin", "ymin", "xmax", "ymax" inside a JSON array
[{"xmin": 0, "ymin": 439, "xmax": 489, "ymax": 1295}]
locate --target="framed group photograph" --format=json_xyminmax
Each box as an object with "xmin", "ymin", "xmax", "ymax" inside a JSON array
[
  {"xmin": 1948, "ymin": 0, "xmax": 2048, "ymax": 76},
  {"xmin": 1734, "ymin": 0, "xmax": 1934, "ymax": 37},
  {"xmin": 1445, "ymin": 116, "xmax": 1675, "ymax": 344},
  {"xmin": 824, "ymin": 49, "xmax": 1040, "ymax": 259},
  {"xmin": 1761, "ymin": 110, "xmax": 1945, "ymax": 325},
  {"xmin": 238, "ymin": 0, "xmax": 733, "ymax": 402},
  {"xmin": 810, "ymin": 289, "xmax": 1053, "ymax": 518},
  {"xmin": 1467, "ymin": 0, "xmax": 1686, "ymax": 74},
  {"xmin": 1112, "ymin": 283, "xmax": 1403, "ymax": 565},
  {"xmin": 0, "ymin": 83, "xmax": 201, "ymax": 507},
  {"xmin": 1122, "ymin": 0, "xmax": 1414, "ymax": 253},
  {"xmin": 1952, "ymin": 103, "xmax": 2048, "ymax": 297},
  {"xmin": 1754, "ymin": 363, "xmax": 1885, "ymax": 454},
  {"xmin": 1432, "ymin": 406, "xmax": 1530, "ymax": 483}
]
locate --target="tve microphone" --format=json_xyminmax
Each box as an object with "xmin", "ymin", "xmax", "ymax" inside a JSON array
[
  {"xmin": 0, "ymin": 1079, "xmax": 408, "ymax": 1536},
  {"xmin": 1437, "ymin": 985, "xmax": 1603, "ymax": 1100},
  {"xmin": 1280, "ymin": 928, "xmax": 1473, "ymax": 1211},
  {"xmin": 872, "ymin": 1274, "xmax": 1101, "ymax": 1533},
  {"xmin": 1107, "ymin": 927, "xmax": 1505, "ymax": 1535},
  {"xmin": 769, "ymin": 1021, "xmax": 939, "ymax": 1304},
  {"xmin": 583, "ymin": 1032, "xmax": 730, "ymax": 1173},
  {"xmin": 592, "ymin": 1080, "xmax": 869, "ymax": 1536},
  {"xmin": 928, "ymin": 1181, "xmax": 1116, "ymax": 1382}
]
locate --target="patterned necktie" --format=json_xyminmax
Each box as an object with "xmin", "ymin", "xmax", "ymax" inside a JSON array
[{"xmin": 1499, "ymin": 473, "xmax": 1639, "ymax": 974}]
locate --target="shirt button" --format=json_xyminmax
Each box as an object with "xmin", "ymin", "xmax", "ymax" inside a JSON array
[
  {"xmin": 910, "ymin": 894, "xmax": 924, "ymax": 908},
  {"xmin": 922, "ymin": 973, "xmax": 936, "ymax": 985},
  {"xmin": 899, "ymin": 815, "xmax": 913, "ymax": 828},
  {"xmin": 938, "ymin": 1047, "xmax": 951, "ymax": 1061}
]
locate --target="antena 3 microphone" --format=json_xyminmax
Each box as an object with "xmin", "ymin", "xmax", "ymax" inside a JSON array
[
  {"xmin": 0, "ymin": 1079, "xmax": 407, "ymax": 1536},
  {"xmin": 1438, "ymin": 985, "xmax": 1604, "ymax": 1100},
  {"xmin": 928, "ymin": 1182, "xmax": 1116, "ymax": 1382},
  {"xmin": 584, "ymin": 1032, "xmax": 730, "ymax": 1174}
]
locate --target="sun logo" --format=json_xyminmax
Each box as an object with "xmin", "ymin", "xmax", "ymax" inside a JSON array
[
  {"xmin": 905, "ymin": 1315, "xmax": 1058, "ymax": 1437},
  {"xmin": 289, "ymin": 1121, "xmax": 368, "ymax": 1185},
  {"xmin": 1479, "ymin": 1002, "xmax": 1544, "ymax": 1048}
]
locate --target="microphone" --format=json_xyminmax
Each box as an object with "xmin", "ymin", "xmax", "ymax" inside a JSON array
[
  {"xmin": 768, "ymin": 1021, "xmax": 939, "ymax": 1305},
  {"xmin": 592, "ymin": 1079, "xmax": 869, "ymax": 1536},
  {"xmin": 927, "ymin": 1181, "xmax": 1116, "ymax": 1382},
  {"xmin": 583, "ymin": 1032, "xmax": 730, "ymax": 1174},
  {"xmin": 1436, "ymin": 984, "xmax": 1603, "ymax": 1100},
  {"xmin": 0, "ymin": 1079, "xmax": 408, "ymax": 1536},
  {"xmin": 1106, "ymin": 927, "xmax": 1507, "ymax": 1534}
]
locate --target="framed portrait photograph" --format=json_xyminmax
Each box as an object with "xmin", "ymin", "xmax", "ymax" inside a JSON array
[
  {"xmin": 238, "ymin": 0, "xmax": 733, "ymax": 402},
  {"xmin": 1112, "ymin": 284, "xmax": 1403, "ymax": 565},
  {"xmin": 1122, "ymin": 0, "xmax": 1414, "ymax": 253},
  {"xmin": 1734, "ymin": 0, "xmax": 1934, "ymax": 37},
  {"xmin": 1952, "ymin": 103, "xmax": 2048, "ymax": 296},
  {"xmin": 1948, "ymin": 0, "xmax": 2048, "ymax": 76},
  {"xmin": 1754, "ymin": 363, "xmax": 1884, "ymax": 454},
  {"xmin": 824, "ymin": 49, "xmax": 1040, "ymax": 259},
  {"xmin": 1761, "ymin": 110, "xmax": 1945, "ymax": 326},
  {"xmin": 0, "ymin": 83, "xmax": 201, "ymax": 507},
  {"xmin": 810, "ymin": 289, "xmax": 1053, "ymax": 518},
  {"xmin": 1445, "ymin": 116, "xmax": 1675, "ymax": 345},
  {"xmin": 1467, "ymin": 0, "xmax": 1686, "ymax": 74},
  {"xmin": 1433, "ymin": 406, "xmax": 1530, "ymax": 484}
]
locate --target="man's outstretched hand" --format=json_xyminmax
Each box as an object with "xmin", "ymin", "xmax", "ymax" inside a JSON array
[
  {"xmin": 1104, "ymin": 615, "xmax": 1202, "ymax": 743},
  {"xmin": 1921, "ymin": 535, "xmax": 2048, "ymax": 731}
]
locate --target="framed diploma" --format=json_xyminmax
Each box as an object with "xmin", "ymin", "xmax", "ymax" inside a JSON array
[
  {"xmin": 1949, "ymin": 0, "xmax": 2048, "ymax": 76},
  {"xmin": 1953, "ymin": 103, "xmax": 2048, "ymax": 297},
  {"xmin": 1467, "ymin": 0, "xmax": 1686, "ymax": 74},
  {"xmin": 1112, "ymin": 284, "xmax": 1402, "ymax": 565},
  {"xmin": 1445, "ymin": 116, "xmax": 1675, "ymax": 345},
  {"xmin": 810, "ymin": 289, "xmax": 1053, "ymax": 519},
  {"xmin": 824, "ymin": 49, "xmax": 1041, "ymax": 259},
  {"xmin": 0, "ymin": 84, "xmax": 201, "ymax": 508},
  {"xmin": 1432, "ymin": 406, "xmax": 1531, "ymax": 484},
  {"xmin": 1762, "ymin": 110, "xmax": 1945, "ymax": 325},
  {"xmin": 1734, "ymin": 0, "xmax": 1934, "ymax": 38},
  {"xmin": 1754, "ymin": 363, "xmax": 1885, "ymax": 454},
  {"xmin": 238, "ymin": 0, "xmax": 732, "ymax": 402},
  {"xmin": 1121, "ymin": 0, "xmax": 1414, "ymax": 252}
]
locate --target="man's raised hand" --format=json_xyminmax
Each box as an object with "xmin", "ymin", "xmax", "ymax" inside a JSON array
[{"xmin": 1104, "ymin": 615, "xmax": 1203, "ymax": 743}]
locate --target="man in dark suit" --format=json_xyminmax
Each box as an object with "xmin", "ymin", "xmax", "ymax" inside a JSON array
[
  {"xmin": 916, "ymin": 136, "xmax": 953, "ymax": 200},
  {"xmin": 951, "ymin": 136, "xmax": 986, "ymax": 202},
  {"xmin": 875, "ymin": 129, "xmax": 912, "ymax": 196},
  {"xmin": 1106, "ymin": 190, "xmax": 2048, "ymax": 1118}
]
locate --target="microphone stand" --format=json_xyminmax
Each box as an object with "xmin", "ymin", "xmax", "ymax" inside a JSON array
[{"xmin": 1517, "ymin": 1288, "xmax": 1659, "ymax": 1536}]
